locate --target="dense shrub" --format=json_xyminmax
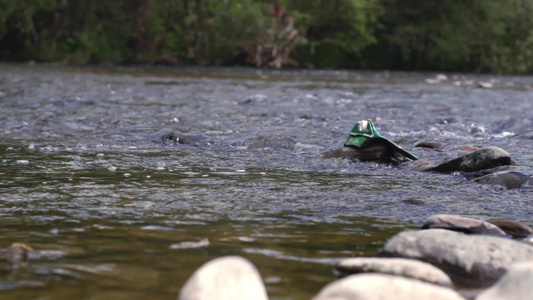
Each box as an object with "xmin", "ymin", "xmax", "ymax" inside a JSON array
[{"xmin": 0, "ymin": 0, "xmax": 531, "ymax": 73}]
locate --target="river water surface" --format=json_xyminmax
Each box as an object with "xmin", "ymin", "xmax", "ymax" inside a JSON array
[{"xmin": 0, "ymin": 64, "xmax": 532, "ymax": 299}]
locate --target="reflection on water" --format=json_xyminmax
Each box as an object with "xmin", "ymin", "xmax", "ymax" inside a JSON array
[{"xmin": 0, "ymin": 63, "xmax": 532, "ymax": 299}]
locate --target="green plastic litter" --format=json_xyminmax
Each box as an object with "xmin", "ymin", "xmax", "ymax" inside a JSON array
[{"xmin": 344, "ymin": 119, "xmax": 418, "ymax": 160}]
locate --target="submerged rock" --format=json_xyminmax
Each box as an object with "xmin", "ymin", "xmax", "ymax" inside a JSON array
[
  {"xmin": 322, "ymin": 142, "xmax": 395, "ymax": 162},
  {"xmin": 335, "ymin": 257, "xmax": 453, "ymax": 287},
  {"xmin": 161, "ymin": 132, "xmax": 207, "ymax": 146},
  {"xmin": 401, "ymin": 199, "xmax": 426, "ymax": 205},
  {"xmin": 473, "ymin": 171, "xmax": 530, "ymax": 189},
  {"xmin": 421, "ymin": 214, "xmax": 507, "ymax": 237},
  {"xmin": 486, "ymin": 219, "xmax": 533, "ymax": 239},
  {"xmin": 178, "ymin": 256, "xmax": 268, "ymax": 300},
  {"xmin": 414, "ymin": 141, "xmax": 443, "ymax": 149},
  {"xmin": 476, "ymin": 262, "xmax": 533, "ymax": 300},
  {"xmin": 379, "ymin": 229, "xmax": 533, "ymax": 287},
  {"xmin": 312, "ymin": 274, "xmax": 465, "ymax": 300},
  {"xmin": 7, "ymin": 243, "xmax": 33, "ymax": 264},
  {"xmin": 425, "ymin": 147, "xmax": 511, "ymax": 173}
]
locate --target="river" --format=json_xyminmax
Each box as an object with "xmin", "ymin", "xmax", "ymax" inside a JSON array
[{"xmin": 0, "ymin": 63, "xmax": 532, "ymax": 299}]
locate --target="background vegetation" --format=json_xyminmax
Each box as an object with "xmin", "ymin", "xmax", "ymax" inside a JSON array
[{"xmin": 1, "ymin": 0, "xmax": 532, "ymax": 73}]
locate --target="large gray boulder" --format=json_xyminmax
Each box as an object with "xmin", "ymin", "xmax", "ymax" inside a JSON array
[
  {"xmin": 312, "ymin": 274, "xmax": 465, "ymax": 300},
  {"xmin": 379, "ymin": 229, "xmax": 533, "ymax": 287},
  {"xmin": 422, "ymin": 214, "xmax": 508, "ymax": 237},
  {"xmin": 335, "ymin": 257, "xmax": 453, "ymax": 287},
  {"xmin": 476, "ymin": 262, "xmax": 533, "ymax": 300},
  {"xmin": 178, "ymin": 256, "xmax": 268, "ymax": 300}
]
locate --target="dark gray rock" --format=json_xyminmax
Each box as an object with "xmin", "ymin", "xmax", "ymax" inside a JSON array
[
  {"xmin": 335, "ymin": 257, "xmax": 453, "ymax": 287},
  {"xmin": 476, "ymin": 262, "xmax": 533, "ymax": 300},
  {"xmin": 312, "ymin": 274, "xmax": 466, "ymax": 300},
  {"xmin": 178, "ymin": 256, "xmax": 268, "ymax": 300},
  {"xmin": 161, "ymin": 132, "xmax": 207, "ymax": 146},
  {"xmin": 322, "ymin": 143, "xmax": 390, "ymax": 161},
  {"xmin": 487, "ymin": 219, "xmax": 533, "ymax": 239},
  {"xmin": 379, "ymin": 229, "xmax": 533, "ymax": 287},
  {"xmin": 463, "ymin": 165, "xmax": 513, "ymax": 180},
  {"xmin": 422, "ymin": 214, "xmax": 508, "ymax": 237},
  {"xmin": 414, "ymin": 141, "xmax": 443, "ymax": 149},
  {"xmin": 401, "ymin": 199, "xmax": 426, "ymax": 205},
  {"xmin": 427, "ymin": 147, "xmax": 511, "ymax": 173},
  {"xmin": 473, "ymin": 171, "xmax": 530, "ymax": 189},
  {"xmin": 322, "ymin": 140, "xmax": 410, "ymax": 163}
]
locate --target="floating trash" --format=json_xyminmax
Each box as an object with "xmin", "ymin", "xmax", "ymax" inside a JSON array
[{"xmin": 344, "ymin": 119, "xmax": 418, "ymax": 160}]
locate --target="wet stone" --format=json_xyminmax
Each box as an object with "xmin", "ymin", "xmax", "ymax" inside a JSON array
[
  {"xmin": 421, "ymin": 214, "xmax": 508, "ymax": 237},
  {"xmin": 463, "ymin": 165, "xmax": 512, "ymax": 179},
  {"xmin": 476, "ymin": 262, "xmax": 533, "ymax": 300},
  {"xmin": 312, "ymin": 274, "xmax": 465, "ymax": 300},
  {"xmin": 178, "ymin": 256, "xmax": 268, "ymax": 300},
  {"xmin": 322, "ymin": 143, "xmax": 398, "ymax": 163},
  {"xmin": 486, "ymin": 219, "xmax": 533, "ymax": 239},
  {"xmin": 7, "ymin": 243, "xmax": 33, "ymax": 264},
  {"xmin": 379, "ymin": 229, "xmax": 533, "ymax": 287},
  {"xmin": 414, "ymin": 141, "xmax": 443, "ymax": 149},
  {"xmin": 335, "ymin": 257, "xmax": 453, "ymax": 287},
  {"xmin": 423, "ymin": 147, "xmax": 511, "ymax": 173},
  {"xmin": 401, "ymin": 199, "xmax": 426, "ymax": 205},
  {"xmin": 473, "ymin": 171, "xmax": 530, "ymax": 189},
  {"xmin": 161, "ymin": 132, "xmax": 206, "ymax": 146}
]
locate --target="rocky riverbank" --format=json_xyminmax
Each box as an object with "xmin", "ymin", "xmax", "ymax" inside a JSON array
[{"xmin": 179, "ymin": 214, "xmax": 533, "ymax": 299}]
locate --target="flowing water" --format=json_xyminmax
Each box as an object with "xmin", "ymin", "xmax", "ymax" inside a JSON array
[{"xmin": 0, "ymin": 63, "xmax": 532, "ymax": 299}]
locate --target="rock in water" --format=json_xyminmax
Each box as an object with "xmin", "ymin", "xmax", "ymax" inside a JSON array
[
  {"xmin": 7, "ymin": 243, "xmax": 33, "ymax": 264},
  {"xmin": 161, "ymin": 132, "xmax": 207, "ymax": 146},
  {"xmin": 426, "ymin": 147, "xmax": 511, "ymax": 173},
  {"xmin": 379, "ymin": 229, "xmax": 533, "ymax": 287},
  {"xmin": 335, "ymin": 257, "xmax": 453, "ymax": 287},
  {"xmin": 486, "ymin": 219, "xmax": 533, "ymax": 239},
  {"xmin": 178, "ymin": 256, "xmax": 268, "ymax": 300},
  {"xmin": 414, "ymin": 141, "xmax": 443, "ymax": 149},
  {"xmin": 312, "ymin": 274, "xmax": 465, "ymax": 300},
  {"xmin": 322, "ymin": 142, "xmax": 394, "ymax": 162},
  {"xmin": 473, "ymin": 171, "xmax": 529, "ymax": 189},
  {"xmin": 421, "ymin": 214, "xmax": 507, "ymax": 237},
  {"xmin": 476, "ymin": 262, "xmax": 533, "ymax": 300}
]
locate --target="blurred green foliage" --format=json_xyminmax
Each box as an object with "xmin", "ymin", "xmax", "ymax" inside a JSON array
[{"xmin": 0, "ymin": 0, "xmax": 532, "ymax": 73}]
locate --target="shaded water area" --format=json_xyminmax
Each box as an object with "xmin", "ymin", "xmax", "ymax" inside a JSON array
[{"xmin": 0, "ymin": 63, "xmax": 532, "ymax": 299}]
